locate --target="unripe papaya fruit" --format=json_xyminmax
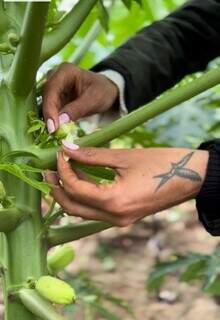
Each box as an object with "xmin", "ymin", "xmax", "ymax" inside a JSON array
[
  {"xmin": 47, "ymin": 244, "xmax": 75, "ymax": 274},
  {"xmin": 35, "ymin": 276, "xmax": 76, "ymax": 305}
]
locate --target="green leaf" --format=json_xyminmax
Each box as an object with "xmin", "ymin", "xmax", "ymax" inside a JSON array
[
  {"xmin": 0, "ymin": 163, "xmax": 50, "ymax": 194},
  {"xmin": 203, "ymin": 255, "xmax": 220, "ymax": 292},
  {"xmin": 133, "ymin": 0, "xmax": 142, "ymax": 6},
  {"xmin": 92, "ymin": 302, "xmax": 120, "ymax": 320},
  {"xmin": 121, "ymin": 0, "xmax": 132, "ymax": 9},
  {"xmin": 97, "ymin": 0, "xmax": 109, "ymax": 32},
  {"xmin": 180, "ymin": 259, "xmax": 207, "ymax": 282},
  {"xmin": 147, "ymin": 253, "xmax": 205, "ymax": 292}
]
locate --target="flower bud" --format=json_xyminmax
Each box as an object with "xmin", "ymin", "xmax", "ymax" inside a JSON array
[
  {"xmin": 0, "ymin": 181, "xmax": 6, "ymax": 201},
  {"xmin": 55, "ymin": 122, "xmax": 78, "ymax": 140}
]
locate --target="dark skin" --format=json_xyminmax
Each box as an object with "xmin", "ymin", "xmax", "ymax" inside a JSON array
[{"xmin": 43, "ymin": 63, "xmax": 209, "ymax": 227}]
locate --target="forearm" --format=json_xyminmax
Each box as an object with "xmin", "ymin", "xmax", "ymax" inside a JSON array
[{"xmin": 94, "ymin": 0, "xmax": 220, "ymax": 111}]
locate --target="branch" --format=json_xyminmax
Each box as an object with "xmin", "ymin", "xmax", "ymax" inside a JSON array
[
  {"xmin": 31, "ymin": 66, "xmax": 220, "ymax": 169},
  {"xmin": 72, "ymin": 21, "xmax": 101, "ymax": 65},
  {"xmin": 48, "ymin": 221, "xmax": 112, "ymax": 246},
  {"xmin": 0, "ymin": 207, "xmax": 24, "ymax": 233},
  {"xmin": 40, "ymin": 0, "xmax": 98, "ymax": 63},
  {"xmin": 8, "ymin": 3, "xmax": 49, "ymax": 96},
  {"xmin": 19, "ymin": 289, "xmax": 65, "ymax": 320}
]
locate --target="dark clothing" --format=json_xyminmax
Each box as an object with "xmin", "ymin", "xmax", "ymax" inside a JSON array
[
  {"xmin": 94, "ymin": 0, "xmax": 220, "ymax": 111},
  {"xmin": 93, "ymin": 0, "xmax": 220, "ymax": 235}
]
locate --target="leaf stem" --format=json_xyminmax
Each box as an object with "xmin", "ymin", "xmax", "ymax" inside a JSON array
[
  {"xmin": 40, "ymin": 0, "xmax": 98, "ymax": 63},
  {"xmin": 48, "ymin": 221, "xmax": 112, "ymax": 246}
]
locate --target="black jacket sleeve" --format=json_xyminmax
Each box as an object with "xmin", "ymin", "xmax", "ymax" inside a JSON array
[
  {"xmin": 196, "ymin": 141, "xmax": 220, "ymax": 236},
  {"xmin": 93, "ymin": 0, "xmax": 220, "ymax": 111}
]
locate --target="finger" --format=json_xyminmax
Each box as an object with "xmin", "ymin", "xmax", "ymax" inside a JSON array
[
  {"xmin": 57, "ymin": 152, "xmax": 113, "ymax": 208},
  {"xmin": 51, "ymin": 182, "xmax": 124, "ymax": 226},
  {"xmin": 44, "ymin": 170, "xmax": 59, "ymax": 186},
  {"xmin": 61, "ymin": 142, "xmax": 125, "ymax": 169},
  {"xmin": 59, "ymin": 94, "xmax": 95, "ymax": 122},
  {"xmin": 42, "ymin": 64, "xmax": 73, "ymax": 133}
]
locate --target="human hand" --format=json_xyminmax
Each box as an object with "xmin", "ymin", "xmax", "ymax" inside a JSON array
[
  {"xmin": 45, "ymin": 143, "xmax": 208, "ymax": 227},
  {"xmin": 43, "ymin": 63, "xmax": 119, "ymax": 133}
]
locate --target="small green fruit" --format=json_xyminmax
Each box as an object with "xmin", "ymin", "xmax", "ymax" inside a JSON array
[
  {"xmin": 36, "ymin": 276, "xmax": 76, "ymax": 305},
  {"xmin": 8, "ymin": 32, "xmax": 20, "ymax": 47},
  {"xmin": 0, "ymin": 181, "xmax": 6, "ymax": 201},
  {"xmin": 47, "ymin": 244, "xmax": 75, "ymax": 274}
]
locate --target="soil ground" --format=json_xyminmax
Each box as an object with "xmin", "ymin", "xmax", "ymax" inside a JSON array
[
  {"xmin": 67, "ymin": 201, "xmax": 220, "ymax": 320},
  {"xmin": 1, "ymin": 201, "xmax": 220, "ymax": 320}
]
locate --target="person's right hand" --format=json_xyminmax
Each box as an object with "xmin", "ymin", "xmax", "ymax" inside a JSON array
[{"xmin": 43, "ymin": 62, "xmax": 119, "ymax": 133}]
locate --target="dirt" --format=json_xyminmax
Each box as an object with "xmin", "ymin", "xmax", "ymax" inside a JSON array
[
  {"xmin": 1, "ymin": 201, "xmax": 220, "ymax": 320},
  {"xmin": 68, "ymin": 201, "xmax": 220, "ymax": 320}
]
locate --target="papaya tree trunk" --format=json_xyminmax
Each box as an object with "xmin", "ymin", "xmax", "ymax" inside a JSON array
[{"xmin": 0, "ymin": 3, "xmax": 49, "ymax": 319}]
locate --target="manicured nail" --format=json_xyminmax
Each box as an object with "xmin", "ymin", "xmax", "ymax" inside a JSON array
[
  {"xmin": 62, "ymin": 140, "xmax": 79, "ymax": 150},
  {"xmin": 59, "ymin": 113, "xmax": 70, "ymax": 125},
  {"xmin": 47, "ymin": 118, "xmax": 55, "ymax": 133}
]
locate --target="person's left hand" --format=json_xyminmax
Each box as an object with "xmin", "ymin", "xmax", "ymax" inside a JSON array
[{"xmin": 45, "ymin": 142, "xmax": 208, "ymax": 227}]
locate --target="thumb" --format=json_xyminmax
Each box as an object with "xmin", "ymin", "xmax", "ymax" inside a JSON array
[{"xmin": 61, "ymin": 142, "xmax": 125, "ymax": 169}]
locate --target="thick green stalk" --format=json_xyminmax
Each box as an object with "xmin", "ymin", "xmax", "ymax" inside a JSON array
[
  {"xmin": 31, "ymin": 66, "xmax": 220, "ymax": 169},
  {"xmin": 40, "ymin": 0, "xmax": 98, "ymax": 63},
  {"xmin": 19, "ymin": 289, "xmax": 65, "ymax": 320},
  {"xmin": 8, "ymin": 3, "xmax": 49, "ymax": 96},
  {"xmin": 48, "ymin": 222, "xmax": 112, "ymax": 246}
]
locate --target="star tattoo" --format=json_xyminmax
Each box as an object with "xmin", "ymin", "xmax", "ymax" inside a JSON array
[{"xmin": 154, "ymin": 152, "xmax": 202, "ymax": 192}]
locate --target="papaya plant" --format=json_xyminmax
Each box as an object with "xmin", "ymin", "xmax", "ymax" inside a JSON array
[{"xmin": 0, "ymin": 0, "xmax": 220, "ymax": 319}]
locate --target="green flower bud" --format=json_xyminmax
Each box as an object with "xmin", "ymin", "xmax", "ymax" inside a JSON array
[
  {"xmin": 55, "ymin": 122, "xmax": 78, "ymax": 140},
  {"xmin": 47, "ymin": 245, "xmax": 75, "ymax": 274},
  {"xmin": 0, "ymin": 181, "xmax": 6, "ymax": 201},
  {"xmin": 35, "ymin": 276, "xmax": 76, "ymax": 305},
  {"xmin": 8, "ymin": 32, "xmax": 20, "ymax": 47}
]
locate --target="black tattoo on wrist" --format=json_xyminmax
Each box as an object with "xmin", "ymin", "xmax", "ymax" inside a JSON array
[{"xmin": 154, "ymin": 152, "xmax": 202, "ymax": 192}]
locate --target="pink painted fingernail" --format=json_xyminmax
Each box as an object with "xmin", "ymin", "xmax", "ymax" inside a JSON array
[
  {"xmin": 59, "ymin": 113, "xmax": 70, "ymax": 125},
  {"xmin": 62, "ymin": 140, "xmax": 79, "ymax": 150},
  {"xmin": 47, "ymin": 118, "xmax": 55, "ymax": 133}
]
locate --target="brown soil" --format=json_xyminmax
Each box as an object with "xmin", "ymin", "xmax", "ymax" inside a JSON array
[
  {"xmin": 67, "ymin": 201, "xmax": 220, "ymax": 320},
  {"xmin": 1, "ymin": 201, "xmax": 220, "ymax": 320}
]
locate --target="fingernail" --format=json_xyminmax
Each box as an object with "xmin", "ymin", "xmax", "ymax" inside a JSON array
[
  {"xmin": 62, "ymin": 140, "xmax": 79, "ymax": 150},
  {"xmin": 47, "ymin": 119, "xmax": 55, "ymax": 133},
  {"xmin": 59, "ymin": 113, "xmax": 70, "ymax": 125},
  {"xmin": 63, "ymin": 154, "xmax": 70, "ymax": 162}
]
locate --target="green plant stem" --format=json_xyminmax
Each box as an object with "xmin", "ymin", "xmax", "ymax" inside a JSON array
[
  {"xmin": 40, "ymin": 0, "xmax": 98, "ymax": 63},
  {"xmin": 31, "ymin": 66, "xmax": 220, "ymax": 169},
  {"xmin": 72, "ymin": 21, "xmax": 101, "ymax": 65},
  {"xmin": 8, "ymin": 3, "xmax": 49, "ymax": 96},
  {"xmin": 44, "ymin": 200, "xmax": 56, "ymax": 221},
  {"xmin": 19, "ymin": 289, "xmax": 65, "ymax": 320},
  {"xmin": 45, "ymin": 208, "xmax": 65, "ymax": 227},
  {"xmin": 0, "ymin": 207, "xmax": 24, "ymax": 233},
  {"xmin": 48, "ymin": 221, "xmax": 112, "ymax": 246}
]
